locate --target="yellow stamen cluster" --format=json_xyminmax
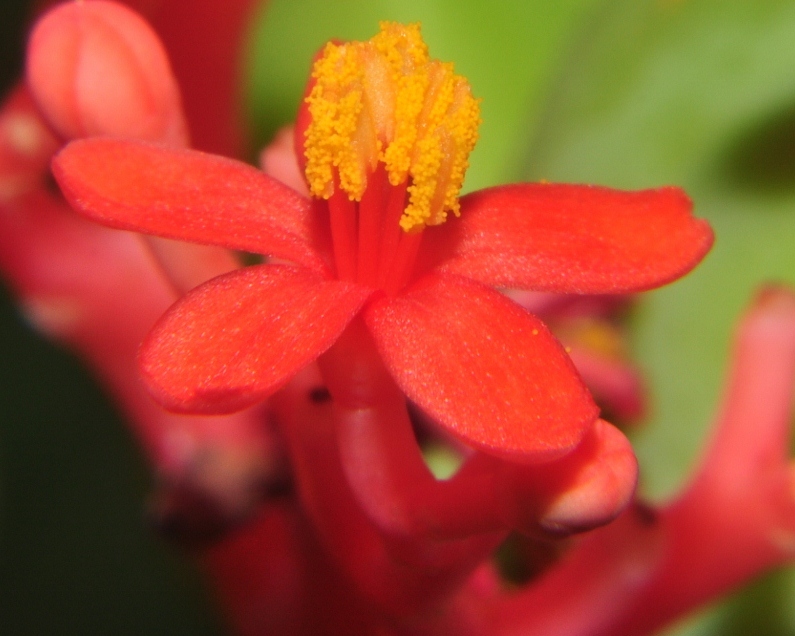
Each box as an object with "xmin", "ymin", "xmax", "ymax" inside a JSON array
[{"xmin": 303, "ymin": 22, "xmax": 481, "ymax": 232}]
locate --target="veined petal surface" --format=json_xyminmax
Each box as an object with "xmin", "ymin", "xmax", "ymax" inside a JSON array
[
  {"xmin": 53, "ymin": 138, "xmax": 326, "ymax": 271},
  {"xmin": 430, "ymin": 184, "xmax": 713, "ymax": 293},
  {"xmin": 140, "ymin": 264, "xmax": 370, "ymax": 413},
  {"xmin": 365, "ymin": 274, "xmax": 599, "ymax": 460}
]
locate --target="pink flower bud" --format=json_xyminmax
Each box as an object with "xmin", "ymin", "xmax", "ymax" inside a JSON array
[
  {"xmin": 497, "ymin": 419, "xmax": 638, "ymax": 536},
  {"xmin": 26, "ymin": 0, "xmax": 188, "ymax": 146}
]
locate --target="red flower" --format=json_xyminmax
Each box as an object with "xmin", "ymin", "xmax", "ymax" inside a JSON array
[{"xmin": 52, "ymin": 23, "xmax": 712, "ymax": 460}]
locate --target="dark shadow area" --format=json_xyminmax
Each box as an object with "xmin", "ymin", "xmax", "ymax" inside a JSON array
[
  {"xmin": 718, "ymin": 102, "xmax": 795, "ymax": 193},
  {"xmin": 0, "ymin": 286, "xmax": 224, "ymax": 636},
  {"xmin": 0, "ymin": 0, "xmax": 28, "ymax": 91},
  {"xmin": 494, "ymin": 532, "xmax": 569, "ymax": 587},
  {"xmin": 714, "ymin": 567, "xmax": 795, "ymax": 636}
]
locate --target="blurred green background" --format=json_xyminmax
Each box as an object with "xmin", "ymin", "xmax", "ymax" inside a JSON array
[{"xmin": 2, "ymin": 0, "xmax": 795, "ymax": 633}]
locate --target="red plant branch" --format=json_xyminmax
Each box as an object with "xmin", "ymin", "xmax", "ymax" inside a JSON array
[{"xmin": 490, "ymin": 286, "xmax": 795, "ymax": 636}]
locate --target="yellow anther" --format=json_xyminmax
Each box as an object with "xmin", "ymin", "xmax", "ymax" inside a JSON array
[
  {"xmin": 303, "ymin": 22, "xmax": 481, "ymax": 232},
  {"xmin": 304, "ymin": 42, "xmax": 369, "ymax": 200},
  {"xmin": 559, "ymin": 320, "xmax": 627, "ymax": 361}
]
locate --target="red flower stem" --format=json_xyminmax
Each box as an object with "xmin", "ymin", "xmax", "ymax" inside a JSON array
[
  {"xmin": 334, "ymin": 391, "xmax": 508, "ymax": 538},
  {"xmin": 201, "ymin": 497, "xmax": 387, "ymax": 636},
  {"xmin": 272, "ymin": 367, "xmax": 411, "ymax": 612},
  {"xmin": 153, "ymin": 0, "xmax": 261, "ymax": 157},
  {"xmin": 128, "ymin": 0, "xmax": 260, "ymax": 157},
  {"xmin": 272, "ymin": 364, "xmax": 503, "ymax": 616},
  {"xmin": 327, "ymin": 188, "xmax": 358, "ymax": 281},
  {"xmin": 564, "ymin": 343, "xmax": 646, "ymax": 422},
  {"xmin": 491, "ymin": 286, "xmax": 795, "ymax": 636},
  {"xmin": 318, "ymin": 317, "xmax": 507, "ymax": 539}
]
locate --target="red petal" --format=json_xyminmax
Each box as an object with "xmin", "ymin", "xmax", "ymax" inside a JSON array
[
  {"xmin": 140, "ymin": 264, "xmax": 370, "ymax": 413},
  {"xmin": 53, "ymin": 138, "xmax": 327, "ymax": 272},
  {"xmin": 426, "ymin": 184, "xmax": 713, "ymax": 293},
  {"xmin": 364, "ymin": 274, "xmax": 599, "ymax": 460}
]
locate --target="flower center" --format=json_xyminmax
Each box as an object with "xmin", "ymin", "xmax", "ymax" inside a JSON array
[{"xmin": 302, "ymin": 22, "xmax": 481, "ymax": 292}]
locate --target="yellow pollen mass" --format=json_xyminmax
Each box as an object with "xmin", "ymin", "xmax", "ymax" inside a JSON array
[{"xmin": 303, "ymin": 22, "xmax": 481, "ymax": 232}]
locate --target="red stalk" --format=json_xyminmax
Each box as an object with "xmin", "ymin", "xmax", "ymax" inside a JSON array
[
  {"xmin": 491, "ymin": 286, "xmax": 795, "ymax": 636},
  {"xmin": 318, "ymin": 317, "xmax": 502, "ymax": 534},
  {"xmin": 272, "ymin": 363, "xmax": 502, "ymax": 618}
]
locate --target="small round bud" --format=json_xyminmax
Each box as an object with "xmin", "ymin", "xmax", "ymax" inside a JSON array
[{"xmin": 27, "ymin": 0, "xmax": 188, "ymax": 145}]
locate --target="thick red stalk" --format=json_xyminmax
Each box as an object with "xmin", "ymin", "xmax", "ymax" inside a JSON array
[
  {"xmin": 319, "ymin": 317, "xmax": 506, "ymax": 539},
  {"xmin": 146, "ymin": 0, "xmax": 259, "ymax": 157},
  {"xmin": 271, "ymin": 363, "xmax": 503, "ymax": 618},
  {"xmin": 202, "ymin": 499, "xmax": 387, "ymax": 636}
]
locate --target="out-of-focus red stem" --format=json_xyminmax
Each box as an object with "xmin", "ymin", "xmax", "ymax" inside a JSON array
[
  {"xmin": 144, "ymin": 0, "xmax": 260, "ymax": 158},
  {"xmin": 565, "ymin": 344, "xmax": 646, "ymax": 422},
  {"xmin": 202, "ymin": 500, "xmax": 384, "ymax": 636},
  {"xmin": 0, "ymin": 84, "xmax": 276, "ymax": 524},
  {"xmin": 492, "ymin": 285, "xmax": 795, "ymax": 636}
]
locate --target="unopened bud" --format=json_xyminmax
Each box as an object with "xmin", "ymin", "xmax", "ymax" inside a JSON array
[
  {"xmin": 27, "ymin": 0, "xmax": 188, "ymax": 145},
  {"xmin": 498, "ymin": 419, "xmax": 638, "ymax": 536}
]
